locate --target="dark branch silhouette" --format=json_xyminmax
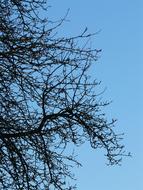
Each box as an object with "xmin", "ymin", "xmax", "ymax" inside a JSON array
[{"xmin": 0, "ymin": 1, "xmax": 127, "ymax": 189}]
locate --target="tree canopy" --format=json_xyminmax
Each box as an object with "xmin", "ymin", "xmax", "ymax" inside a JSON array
[{"xmin": 0, "ymin": 1, "xmax": 127, "ymax": 189}]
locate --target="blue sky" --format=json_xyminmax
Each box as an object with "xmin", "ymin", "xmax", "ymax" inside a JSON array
[{"xmin": 48, "ymin": 1, "xmax": 143, "ymax": 189}]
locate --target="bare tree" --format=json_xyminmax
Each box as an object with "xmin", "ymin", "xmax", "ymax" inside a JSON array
[{"xmin": 0, "ymin": 0, "xmax": 127, "ymax": 189}]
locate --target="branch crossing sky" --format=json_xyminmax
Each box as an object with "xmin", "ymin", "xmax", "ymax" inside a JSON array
[{"xmin": 48, "ymin": 1, "xmax": 143, "ymax": 189}]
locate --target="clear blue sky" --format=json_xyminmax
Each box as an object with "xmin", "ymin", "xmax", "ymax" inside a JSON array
[{"xmin": 48, "ymin": 1, "xmax": 143, "ymax": 189}]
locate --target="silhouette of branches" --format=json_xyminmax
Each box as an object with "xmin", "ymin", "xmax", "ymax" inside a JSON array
[{"xmin": 0, "ymin": 1, "xmax": 126, "ymax": 189}]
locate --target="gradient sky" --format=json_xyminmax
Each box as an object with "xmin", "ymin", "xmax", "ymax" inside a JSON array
[{"xmin": 48, "ymin": 1, "xmax": 143, "ymax": 189}]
